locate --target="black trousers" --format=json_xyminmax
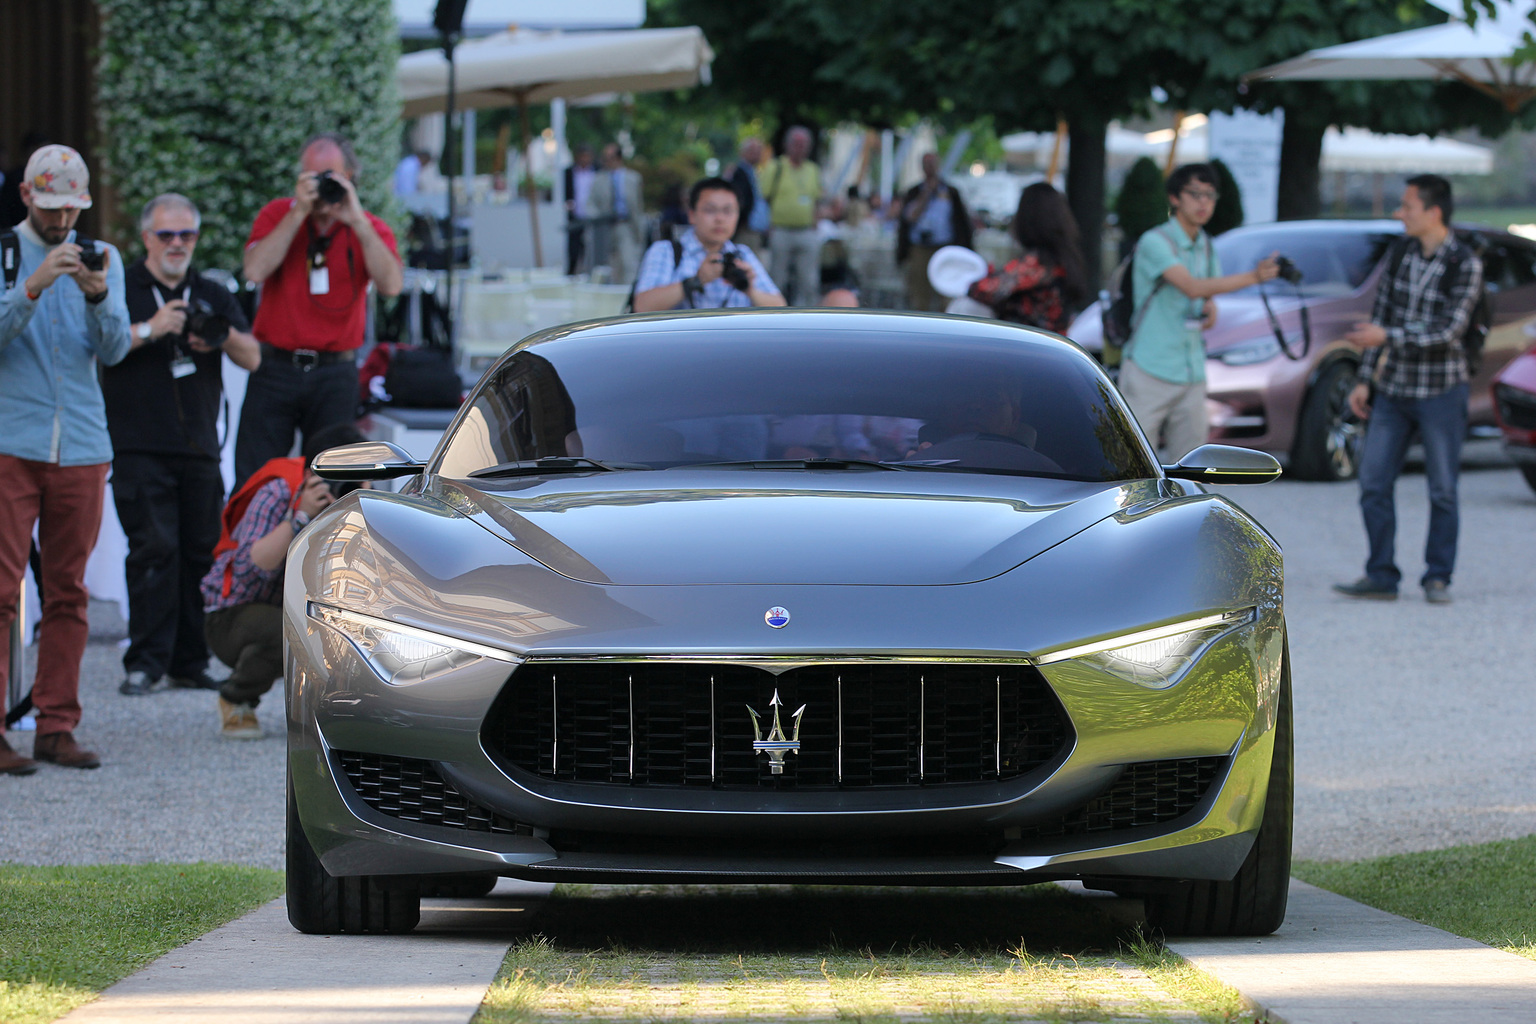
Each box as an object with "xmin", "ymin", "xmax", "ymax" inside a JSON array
[
  {"xmin": 110, "ymin": 452, "xmax": 224, "ymax": 680},
  {"xmin": 233, "ymin": 353, "xmax": 357, "ymax": 490},
  {"xmin": 205, "ymin": 603, "xmax": 283, "ymax": 707}
]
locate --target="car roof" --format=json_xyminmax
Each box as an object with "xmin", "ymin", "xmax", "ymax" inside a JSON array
[{"xmin": 1220, "ymin": 218, "xmax": 1529, "ymax": 246}]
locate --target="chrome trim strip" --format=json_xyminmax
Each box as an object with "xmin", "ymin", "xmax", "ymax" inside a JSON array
[
  {"xmin": 306, "ymin": 602, "xmax": 521, "ymax": 662},
  {"xmin": 523, "ymin": 653, "xmax": 1039, "ymax": 666},
  {"xmin": 627, "ymin": 673, "xmax": 635, "ymax": 780},
  {"xmin": 836, "ymin": 674, "xmax": 843, "ymax": 784},
  {"xmin": 919, "ymin": 674, "xmax": 926, "ymax": 781},
  {"xmin": 709, "ymin": 674, "xmax": 716, "ymax": 782},
  {"xmin": 995, "ymin": 673, "xmax": 1002, "ymax": 778},
  {"xmin": 550, "ymin": 671, "xmax": 558, "ymax": 775},
  {"xmin": 1032, "ymin": 609, "xmax": 1256, "ymax": 666}
]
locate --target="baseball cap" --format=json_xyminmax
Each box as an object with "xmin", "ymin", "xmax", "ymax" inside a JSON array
[
  {"xmin": 24, "ymin": 145, "xmax": 93, "ymax": 209},
  {"xmin": 926, "ymin": 245, "xmax": 988, "ymax": 298}
]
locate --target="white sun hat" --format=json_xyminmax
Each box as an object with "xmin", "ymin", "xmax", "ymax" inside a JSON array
[{"xmin": 926, "ymin": 245, "xmax": 989, "ymax": 298}]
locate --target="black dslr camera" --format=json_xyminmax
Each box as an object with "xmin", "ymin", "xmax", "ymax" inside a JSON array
[
  {"xmin": 75, "ymin": 236, "xmax": 105, "ymax": 272},
  {"xmin": 182, "ymin": 298, "xmax": 230, "ymax": 348},
  {"xmin": 719, "ymin": 251, "xmax": 751, "ymax": 292},
  {"xmin": 1274, "ymin": 255, "xmax": 1303, "ymax": 284},
  {"xmin": 315, "ymin": 170, "xmax": 348, "ymax": 205}
]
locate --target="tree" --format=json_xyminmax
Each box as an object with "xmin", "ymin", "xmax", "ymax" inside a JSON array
[
  {"xmin": 1207, "ymin": 159, "xmax": 1244, "ymax": 236},
  {"xmin": 1115, "ymin": 158, "xmax": 1167, "ymax": 255},
  {"xmin": 96, "ymin": 0, "xmax": 401, "ymax": 271}
]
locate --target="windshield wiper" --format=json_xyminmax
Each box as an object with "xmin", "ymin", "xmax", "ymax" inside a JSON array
[
  {"xmin": 690, "ymin": 458, "xmax": 909, "ymax": 471},
  {"xmin": 466, "ymin": 456, "xmax": 644, "ymax": 479}
]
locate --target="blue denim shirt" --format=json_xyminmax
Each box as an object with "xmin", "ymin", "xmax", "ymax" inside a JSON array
[{"xmin": 0, "ymin": 223, "xmax": 131, "ymax": 465}]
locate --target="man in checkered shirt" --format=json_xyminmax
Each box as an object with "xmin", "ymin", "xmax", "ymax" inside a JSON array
[
  {"xmin": 632, "ymin": 177, "xmax": 786, "ymax": 312},
  {"xmin": 1335, "ymin": 174, "xmax": 1482, "ymax": 605}
]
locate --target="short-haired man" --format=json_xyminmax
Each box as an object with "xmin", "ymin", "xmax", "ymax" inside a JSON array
[
  {"xmin": 897, "ymin": 152, "xmax": 974, "ymax": 312},
  {"xmin": 587, "ymin": 143, "xmax": 645, "ymax": 285},
  {"xmin": 764, "ymin": 127, "xmax": 825, "ymax": 306},
  {"xmin": 564, "ymin": 145, "xmax": 597, "ymax": 275},
  {"xmin": 632, "ymin": 177, "xmax": 786, "ymax": 312},
  {"xmin": 1335, "ymin": 175, "xmax": 1482, "ymax": 604},
  {"xmin": 236, "ymin": 132, "xmax": 402, "ymax": 489},
  {"xmin": 1119, "ymin": 163, "xmax": 1279, "ymax": 459},
  {"xmin": 203, "ymin": 422, "xmax": 364, "ymax": 739},
  {"xmin": 106, "ymin": 194, "xmax": 262, "ymax": 697},
  {"xmin": 0, "ymin": 145, "xmax": 131, "ymax": 774},
  {"xmin": 723, "ymin": 137, "xmax": 771, "ymax": 252}
]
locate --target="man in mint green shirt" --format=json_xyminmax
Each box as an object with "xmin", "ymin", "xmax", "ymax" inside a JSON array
[{"xmin": 1121, "ymin": 164, "xmax": 1278, "ymax": 458}]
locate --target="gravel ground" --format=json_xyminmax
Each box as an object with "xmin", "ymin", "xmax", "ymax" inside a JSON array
[{"xmin": 2, "ymin": 441, "xmax": 1531, "ymax": 868}]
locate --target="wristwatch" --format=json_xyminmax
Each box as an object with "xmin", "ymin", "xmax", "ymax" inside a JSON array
[
  {"xmin": 135, "ymin": 322, "xmax": 152, "ymax": 341},
  {"xmin": 292, "ymin": 510, "xmax": 311, "ymax": 533}
]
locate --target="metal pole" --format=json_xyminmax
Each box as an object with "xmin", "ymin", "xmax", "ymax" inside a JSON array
[{"xmin": 442, "ymin": 32, "xmax": 458, "ymax": 350}]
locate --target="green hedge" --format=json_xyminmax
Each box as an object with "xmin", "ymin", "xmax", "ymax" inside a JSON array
[{"xmin": 96, "ymin": 0, "xmax": 402, "ymax": 272}]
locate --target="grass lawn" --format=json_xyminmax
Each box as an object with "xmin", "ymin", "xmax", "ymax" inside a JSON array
[
  {"xmin": 0, "ymin": 863, "xmax": 283, "ymax": 1024},
  {"xmin": 1294, "ymin": 834, "xmax": 1536, "ymax": 961},
  {"xmin": 474, "ymin": 884, "xmax": 1259, "ymax": 1023},
  {"xmin": 1458, "ymin": 206, "xmax": 1536, "ymax": 232}
]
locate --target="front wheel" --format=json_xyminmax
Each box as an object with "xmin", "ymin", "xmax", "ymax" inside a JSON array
[
  {"xmin": 1521, "ymin": 463, "xmax": 1536, "ymax": 495},
  {"xmin": 1291, "ymin": 361, "xmax": 1364, "ymax": 481},
  {"xmin": 1142, "ymin": 648, "xmax": 1293, "ymax": 937},
  {"xmin": 287, "ymin": 780, "xmax": 421, "ymax": 934}
]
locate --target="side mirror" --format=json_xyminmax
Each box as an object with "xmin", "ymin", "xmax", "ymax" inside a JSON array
[
  {"xmin": 311, "ymin": 441, "xmax": 426, "ymax": 481},
  {"xmin": 1162, "ymin": 444, "xmax": 1281, "ymax": 484}
]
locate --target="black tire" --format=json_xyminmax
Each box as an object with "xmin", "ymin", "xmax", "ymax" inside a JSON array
[
  {"xmin": 1143, "ymin": 649, "xmax": 1293, "ymax": 937},
  {"xmin": 286, "ymin": 781, "xmax": 421, "ymax": 934},
  {"xmin": 420, "ymin": 873, "xmax": 500, "ymax": 899},
  {"xmin": 1521, "ymin": 464, "xmax": 1536, "ymax": 496},
  {"xmin": 1291, "ymin": 360, "xmax": 1364, "ymax": 481}
]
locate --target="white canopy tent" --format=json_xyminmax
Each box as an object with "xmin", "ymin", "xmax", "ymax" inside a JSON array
[{"xmin": 1245, "ymin": 0, "xmax": 1536, "ymax": 112}]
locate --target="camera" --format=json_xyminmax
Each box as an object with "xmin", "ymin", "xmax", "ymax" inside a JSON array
[
  {"xmin": 75, "ymin": 236, "xmax": 104, "ymax": 272},
  {"xmin": 182, "ymin": 298, "xmax": 230, "ymax": 348},
  {"xmin": 329, "ymin": 480, "xmax": 363, "ymax": 499},
  {"xmin": 1275, "ymin": 255, "xmax": 1303, "ymax": 284},
  {"xmin": 315, "ymin": 170, "xmax": 348, "ymax": 205},
  {"xmin": 719, "ymin": 251, "xmax": 751, "ymax": 292}
]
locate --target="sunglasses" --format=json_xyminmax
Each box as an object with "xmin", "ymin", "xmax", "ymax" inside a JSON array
[{"xmin": 152, "ymin": 229, "xmax": 200, "ymax": 244}]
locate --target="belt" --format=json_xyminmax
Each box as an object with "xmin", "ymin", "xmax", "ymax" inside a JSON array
[{"xmin": 261, "ymin": 343, "xmax": 356, "ymax": 371}]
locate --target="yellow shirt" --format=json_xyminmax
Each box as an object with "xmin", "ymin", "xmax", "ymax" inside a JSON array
[{"xmin": 764, "ymin": 158, "xmax": 821, "ymax": 229}]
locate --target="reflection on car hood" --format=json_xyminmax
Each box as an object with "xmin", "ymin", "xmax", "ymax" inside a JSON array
[{"xmin": 432, "ymin": 470, "xmax": 1155, "ymax": 586}]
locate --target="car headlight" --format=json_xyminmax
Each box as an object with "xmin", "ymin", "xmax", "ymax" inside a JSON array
[
  {"xmin": 1216, "ymin": 337, "xmax": 1282, "ymax": 366},
  {"xmin": 1036, "ymin": 609, "xmax": 1254, "ymax": 688},
  {"xmin": 307, "ymin": 603, "xmax": 519, "ymax": 684}
]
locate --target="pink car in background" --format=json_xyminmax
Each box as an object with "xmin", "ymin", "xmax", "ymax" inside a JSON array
[
  {"xmin": 1492, "ymin": 340, "xmax": 1536, "ymax": 494},
  {"xmin": 1069, "ymin": 220, "xmax": 1536, "ymax": 480}
]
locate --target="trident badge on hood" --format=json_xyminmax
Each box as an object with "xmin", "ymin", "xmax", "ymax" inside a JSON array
[{"xmin": 747, "ymin": 689, "xmax": 806, "ymax": 775}]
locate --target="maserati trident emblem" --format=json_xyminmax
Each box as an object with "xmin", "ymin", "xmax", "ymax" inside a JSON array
[
  {"xmin": 765, "ymin": 606, "xmax": 790, "ymax": 628},
  {"xmin": 746, "ymin": 689, "xmax": 806, "ymax": 774}
]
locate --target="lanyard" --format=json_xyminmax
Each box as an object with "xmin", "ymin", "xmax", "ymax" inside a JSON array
[{"xmin": 150, "ymin": 281, "xmax": 190, "ymax": 309}]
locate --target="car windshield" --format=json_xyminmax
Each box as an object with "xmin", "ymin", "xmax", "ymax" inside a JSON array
[
  {"xmin": 436, "ymin": 326, "xmax": 1157, "ymax": 483},
  {"xmin": 1217, "ymin": 227, "xmax": 1397, "ymax": 298}
]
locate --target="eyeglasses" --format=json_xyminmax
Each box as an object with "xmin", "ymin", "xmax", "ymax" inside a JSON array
[
  {"xmin": 1181, "ymin": 189, "xmax": 1220, "ymax": 203},
  {"xmin": 694, "ymin": 205, "xmax": 737, "ymax": 217},
  {"xmin": 152, "ymin": 229, "xmax": 200, "ymax": 244}
]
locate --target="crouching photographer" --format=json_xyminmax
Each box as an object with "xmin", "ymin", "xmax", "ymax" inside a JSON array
[
  {"xmin": 632, "ymin": 177, "xmax": 787, "ymax": 311},
  {"xmin": 105, "ymin": 193, "xmax": 261, "ymax": 698}
]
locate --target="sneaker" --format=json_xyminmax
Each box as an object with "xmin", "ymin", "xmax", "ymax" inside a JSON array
[
  {"xmin": 1332, "ymin": 577, "xmax": 1398, "ymax": 600},
  {"xmin": 1424, "ymin": 580, "xmax": 1453, "ymax": 604},
  {"xmin": 119, "ymin": 670, "xmax": 167, "ymax": 696},
  {"xmin": 218, "ymin": 698, "xmax": 262, "ymax": 740},
  {"xmin": 168, "ymin": 668, "xmax": 220, "ymax": 690}
]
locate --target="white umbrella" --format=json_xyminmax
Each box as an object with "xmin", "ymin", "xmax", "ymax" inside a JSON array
[
  {"xmin": 1245, "ymin": 0, "xmax": 1536, "ymax": 112},
  {"xmin": 397, "ymin": 26, "xmax": 714, "ymax": 117},
  {"xmin": 1321, "ymin": 126, "xmax": 1493, "ymax": 174},
  {"xmin": 397, "ymin": 26, "xmax": 714, "ymax": 266}
]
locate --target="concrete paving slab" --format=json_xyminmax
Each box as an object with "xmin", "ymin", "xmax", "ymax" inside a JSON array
[
  {"xmin": 56, "ymin": 881, "xmax": 551, "ymax": 1024},
  {"xmin": 1166, "ymin": 879, "xmax": 1536, "ymax": 1024}
]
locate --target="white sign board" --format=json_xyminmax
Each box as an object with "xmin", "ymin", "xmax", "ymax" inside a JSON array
[
  {"xmin": 394, "ymin": 0, "xmax": 645, "ymax": 34},
  {"xmin": 1207, "ymin": 108, "xmax": 1283, "ymax": 225}
]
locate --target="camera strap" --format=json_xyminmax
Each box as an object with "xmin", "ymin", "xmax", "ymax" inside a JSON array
[{"xmin": 1258, "ymin": 276, "xmax": 1311, "ymax": 362}]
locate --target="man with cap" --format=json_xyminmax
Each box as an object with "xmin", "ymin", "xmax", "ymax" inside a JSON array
[{"xmin": 0, "ymin": 144, "xmax": 133, "ymax": 774}]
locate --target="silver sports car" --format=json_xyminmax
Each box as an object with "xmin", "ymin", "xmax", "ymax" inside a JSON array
[{"xmin": 287, "ymin": 309, "xmax": 1291, "ymax": 937}]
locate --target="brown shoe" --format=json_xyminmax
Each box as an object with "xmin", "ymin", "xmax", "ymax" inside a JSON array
[
  {"xmin": 33, "ymin": 731, "xmax": 101, "ymax": 769},
  {"xmin": 0, "ymin": 735, "xmax": 38, "ymax": 776}
]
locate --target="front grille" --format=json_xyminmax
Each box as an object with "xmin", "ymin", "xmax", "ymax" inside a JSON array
[
  {"xmin": 1020, "ymin": 756, "xmax": 1225, "ymax": 837},
  {"xmin": 482, "ymin": 662, "xmax": 1072, "ymax": 790},
  {"xmin": 1495, "ymin": 383, "xmax": 1536, "ymax": 431},
  {"xmin": 336, "ymin": 750, "xmax": 525, "ymax": 834}
]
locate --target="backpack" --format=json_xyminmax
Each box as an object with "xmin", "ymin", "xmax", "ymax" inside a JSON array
[
  {"xmin": 1382, "ymin": 235, "xmax": 1492, "ymax": 374},
  {"xmin": 1100, "ymin": 226, "xmax": 1210, "ymax": 369},
  {"xmin": 621, "ymin": 238, "xmax": 685, "ymax": 313},
  {"xmin": 211, "ymin": 457, "xmax": 305, "ymax": 598}
]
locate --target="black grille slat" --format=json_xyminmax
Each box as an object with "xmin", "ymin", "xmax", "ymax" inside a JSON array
[
  {"xmin": 337, "ymin": 751, "xmax": 525, "ymax": 834},
  {"xmin": 483, "ymin": 662, "xmax": 1071, "ymax": 791},
  {"xmin": 1020, "ymin": 756, "xmax": 1224, "ymax": 838}
]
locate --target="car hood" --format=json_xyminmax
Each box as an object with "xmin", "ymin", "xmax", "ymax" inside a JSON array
[{"xmin": 429, "ymin": 470, "xmax": 1157, "ymax": 586}]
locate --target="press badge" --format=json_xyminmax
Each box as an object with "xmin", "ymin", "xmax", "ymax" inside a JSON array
[
  {"xmin": 309, "ymin": 264, "xmax": 330, "ymax": 295},
  {"xmin": 170, "ymin": 353, "xmax": 197, "ymax": 379}
]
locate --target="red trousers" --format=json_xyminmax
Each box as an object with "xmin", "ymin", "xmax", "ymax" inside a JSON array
[{"xmin": 0, "ymin": 456, "xmax": 108, "ymax": 736}]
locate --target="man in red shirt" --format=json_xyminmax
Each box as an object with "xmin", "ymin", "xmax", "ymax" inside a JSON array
[{"xmin": 235, "ymin": 132, "xmax": 402, "ymax": 487}]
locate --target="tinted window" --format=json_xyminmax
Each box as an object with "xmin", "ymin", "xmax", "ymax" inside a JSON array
[
  {"xmin": 437, "ymin": 328, "xmax": 1157, "ymax": 482},
  {"xmin": 1216, "ymin": 228, "xmax": 1396, "ymax": 297}
]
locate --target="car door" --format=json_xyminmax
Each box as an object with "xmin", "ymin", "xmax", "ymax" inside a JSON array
[{"xmin": 1476, "ymin": 235, "xmax": 1536, "ymax": 423}]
